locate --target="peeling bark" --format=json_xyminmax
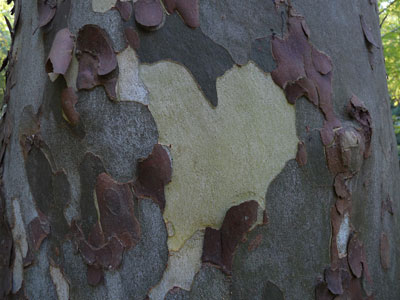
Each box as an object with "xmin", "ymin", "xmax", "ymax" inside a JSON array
[{"xmin": 1, "ymin": 0, "xmax": 399, "ymax": 299}]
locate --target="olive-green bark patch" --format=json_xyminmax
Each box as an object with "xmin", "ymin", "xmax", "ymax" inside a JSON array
[
  {"xmin": 11, "ymin": 199, "xmax": 28, "ymax": 294},
  {"xmin": 92, "ymin": 0, "xmax": 115, "ymax": 13},
  {"xmin": 49, "ymin": 265, "xmax": 69, "ymax": 300},
  {"xmin": 149, "ymin": 231, "xmax": 204, "ymax": 300},
  {"xmin": 92, "ymin": 0, "xmax": 130, "ymax": 13},
  {"xmin": 140, "ymin": 61, "xmax": 298, "ymax": 252},
  {"xmin": 64, "ymin": 54, "xmax": 79, "ymax": 91},
  {"xmin": 116, "ymin": 47, "xmax": 149, "ymax": 105}
]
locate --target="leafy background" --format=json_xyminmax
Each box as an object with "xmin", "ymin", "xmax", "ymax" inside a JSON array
[
  {"xmin": 0, "ymin": 2, "xmax": 399, "ymax": 157},
  {"xmin": 380, "ymin": 0, "xmax": 400, "ymax": 158},
  {"xmin": 0, "ymin": 2, "xmax": 12, "ymax": 101}
]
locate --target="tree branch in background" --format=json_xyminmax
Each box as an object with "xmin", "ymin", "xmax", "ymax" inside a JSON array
[
  {"xmin": 379, "ymin": 0, "xmax": 399, "ymax": 15},
  {"xmin": 382, "ymin": 25, "xmax": 400, "ymax": 38},
  {"xmin": 380, "ymin": 13, "xmax": 389, "ymax": 27}
]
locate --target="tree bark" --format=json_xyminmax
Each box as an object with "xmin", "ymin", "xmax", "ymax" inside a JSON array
[{"xmin": 1, "ymin": 0, "xmax": 399, "ymax": 299}]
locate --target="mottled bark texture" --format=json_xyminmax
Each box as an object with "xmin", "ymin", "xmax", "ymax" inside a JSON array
[{"xmin": 1, "ymin": 0, "xmax": 399, "ymax": 299}]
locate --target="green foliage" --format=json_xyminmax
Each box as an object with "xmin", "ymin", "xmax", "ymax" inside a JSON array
[
  {"xmin": 379, "ymin": 0, "xmax": 400, "ymax": 158},
  {"xmin": 0, "ymin": 2, "xmax": 13, "ymax": 102},
  {"xmin": 380, "ymin": 0, "xmax": 400, "ymax": 101}
]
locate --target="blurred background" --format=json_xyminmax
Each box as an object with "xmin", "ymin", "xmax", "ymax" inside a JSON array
[
  {"xmin": 0, "ymin": 1, "xmax": 399, "ymax": 156},
  {"xmin": 380, "ymin": 0, "xmax": 400, "ymax": 159},
  {"xmin": 0, "ymin": 1, "xmax": 12, "ymax": 101}
]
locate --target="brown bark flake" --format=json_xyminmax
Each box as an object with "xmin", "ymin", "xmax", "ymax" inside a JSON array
[
  {"xmin": 334, "ymin": 173, "xmax": 351, "ymax": 200},
  {"xmin": 37, "ymin": 0, "xmax": 57, "ymax": 29},
  {"xmin": 248, "ymin": 234, "xmax": 263, "ymax": 252},
  {"xmin": 76, "ymin": 25, "xmax": 118, "ymax": 100},
  {"xmin": 201, "ymin": 201, "xmax": 260, "ymax": 274},
  {"xmin": 134, "ymin": 0, "xmax": 164, "ymax": 30},
  {"xmin": 0, "ymin": 188, "xmax": 12, "ymax": 298},
  {"xmin": 347, "ymin": 277, "xmax": 364, "ymax": 299},
  {"xmin": 72, "ymin": 171, "xmax": 142, "ymax": 285},
  {"xmin": 271, "ymin": 13, "xmax": 337, "ymax": 126},
  {"xmin": 87, "ymin": 265, "xmax": 104, "ymax": 286},
  {"xmin": 380, "ymin": 233, "xmax": 390, "ymax": 270},
  {"xmin": 96, "ymin": 173, "xmax": 141, "ymax": 249},
  {"xmin": 124, "ymin": 27, "xmax": 140, "ymax": 50},
  {"xmin": 347, "ymin": 95, "xmax": 372, "ymax": 158},
  {"xmin": 315, "ymin": 281, "xmax": 334, "ymax": 300},
  {"xmin": 28, "ymin": 210, "xmax": 50, "ymax": 251},
  {"xmin": 72, "ymin": 221, "xmax": 124, "ymax": 271},
  {"xmin": 45, "ymin": 28, "xmax": 74, "ymax": 76},
  {"xmin": 133, "ymin": 144, "xmax": 172, "ymax": 211},
  {"xmin": 347, "ymin": 235, "xmax": 363, "ymax": 278},
  {"xmin": 77, "ymin": 25, "xmax": 116, "ymax": 76},
  {"xmin": 325, "ymin": 267, "xmax": 343, "ymax": 295},
  {"xmin": 296, "ymin": 141, "xmax": 307, "ymax": 167},
  {"xmin": 61, "ymin": 88, "xmax": 80, "ymax": 126},
  {"xmin": 114, "ymin": 0, "xmax": 133, "ymax": 22},
  {"xmin": 270, "ymin": 10, "xmax": 349, "ymax": 179},
  {"xmin": 162, "ymin": 0, "xmax": 199, "ymax": 28},
  {"xmin": 201, "ymin": 227, "xmax": 222, "ymax": 267}
]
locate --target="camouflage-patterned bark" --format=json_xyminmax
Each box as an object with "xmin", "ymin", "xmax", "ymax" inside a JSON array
[{"xmin": 1, "ymin": 0, "xmax": 399, "ymax": 299}]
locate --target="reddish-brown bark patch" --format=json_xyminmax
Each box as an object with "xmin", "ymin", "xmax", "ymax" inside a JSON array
[
  {"xmin": 61, "ymin": 88, "xmax": 79, "ymax": 126},
  {"xmin": 45, "ymin": 28, "xmax": 74, "ymax": 76},
  {"xmin": 96, "ymin": 173, "xmax": 141, "ymax": 249},
  {"xmin": 201, "ymin": 201, "xmax": 260, "ymax": 274},
  {"xmin": 334, "ymin": 173, "xmax": 351, "ymax": 200},
  {"xmin": 76, "ymin": 25, "xmax": 118, "ymax": 100},
  {"xmin": 133, "ymin": 144, "xmax": 172, "ymax": 211},
  {"xmin": 134, "ymin": 0, "xmax": 164, "ymax": 30},
  {"xmin": 28, "ymin": 210, "xmax": 50, "ymax": 251},
  {"xmin": 272, "ymin": 10, "xmax": 376, "ymax": 298},
  {"xmin": 296, "ymin": 141, "xmax": 307, "ymax": 167},
  {"xmin": 347, "ymin": 95, "xmax": 372, "ymax": 158},
  {"xmin": 334, "ymin": 174, "xmax": 353, "ymax": 215},
  {"xmin": 347, "ymin": 277, "xmax": 365, "ymax": 299},
  {"xmin": 72, "ymin": 172, "xmax": 141, "ymax": 285},
  {"xmin": 325, "ymin": 142, "xmax": 347, "ymax": 175},
  {"xmin": 248, "ymin": 234, "xmax": 263, "ymax": 252},
  {"xmin": 347, "ymin": 235, "xmax": 364, "ymax": 278},
  {"xmin": 72, "ymin": 221, "xmax": 124, "ymax": 270},
  {"xmin": 0, "ymin": 188, "xmax": 12, "ymax": 298},
  {"xmin": 270, "ymin": 9, "xmax": 352, "ymax": 181},
  {"xmin": 124, "ymin": 27, "xmax": 140, "ymax": 50},
  {"xmin": 37, "ymin": 0, "xmax": 57, "ymax": 29},
  {"xmin": 77, "ymin": 25, "xmax": 116, "ymax": 76},
  {"xmin": 201, "ymin": 227, "xmax": 222, "ymax": 267},
  {"xmin": 325, "ymin": 267, "xmax": 343, "ymax": 295},
  {"xmin": 315, "ymin": 281, "xmax": 334, "ymax": 300},
  {"xmin": 271, "ymin": 12, "xmax": 337, "ymax": 126},
  {"xmin": 114, "ymin": 0, "xmax": 133, "ymax": 22},
  {"xmin": 162, "ymin": 0, "xmax": 199, "ymax": 28},
  {"xmin": 380, "ymin": 233, "xmax": 390, "ymax": 270},
  {"xmin": 87, "ymin": 265, "xmax": 104, "ymax": 286}
]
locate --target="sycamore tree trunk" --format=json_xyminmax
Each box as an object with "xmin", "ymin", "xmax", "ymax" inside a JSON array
[{"xmin": 1, "ymin": 0, "xmax": 399, "ymax": 299}]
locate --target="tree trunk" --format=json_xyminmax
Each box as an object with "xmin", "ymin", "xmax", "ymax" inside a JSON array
[{"xmin": 1, "ymin": 0, "xmax": 399, "ymax": 299}]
